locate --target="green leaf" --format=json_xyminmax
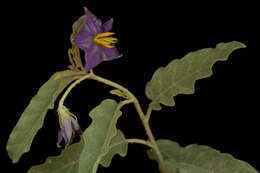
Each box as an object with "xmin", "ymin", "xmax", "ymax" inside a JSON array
[
  {"xmin": 100, "ymin": 130, "xmax": 128, "ymax": 167},
  {"xmin": 145, "ymin": 41, "xmax": 246, "ymax": 110},
  {"xmin": 70, "ymin": 15, "xmax": 86, "ymax": 42},
  {"xmin": 27, "ymin": 100, "xmax": 128, "ymax": 173},
  {"xmin": 27, "ymin": 140, "xmax": 84, "ymax": 173},
  {"xmin": 110, "ymin": 89, "xmax": 129, "ymax": 99},
  {"xmin": 79, "ymin": 99, "xmax": 127, "ymax": 173},
  {"xmin": 148, "ymin": 139, "xmax": 258, "ymax": 173},
  {"xmin": 6, "ymin": 70, "xmax": 83, "ymax": 163}
]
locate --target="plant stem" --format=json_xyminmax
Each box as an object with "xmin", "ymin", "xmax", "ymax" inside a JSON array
[
  {"xmin": 58, "ymin": 72, "xmax": 168, "ymax": 173},
  {"xmin": 126, "ymin": 139, "xmax": 153, "ymax": 148},
  {"xmin": 146, "ymin": 106, "xmax": 153, "ymax": 121},
  {"xmin": 133, "ymin": 101, "xmax": 168, "ymax": 173},
  {"xmin": 58, "ymin": 73, "xmax": 92, "ymax": 108}
]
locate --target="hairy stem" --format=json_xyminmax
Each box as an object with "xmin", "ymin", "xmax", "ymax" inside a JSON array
[{"xmin": 59, "ymin": 72, "xmax": 168, "ymax": 173}]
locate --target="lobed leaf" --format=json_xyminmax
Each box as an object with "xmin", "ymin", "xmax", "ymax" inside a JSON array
[
  {"xmin": 6, "ymin": 70, "xmax": 83, "ymax": 163},
  {"xmin": 145, "ymin": 41, "xmax": 246, "ymax": 110},
  {"xmin": 148, "ymin": 139, "xmax": 258, "ymax": 173},
  {"xmin": 79, "ymin": 99, "xmax": 128, "ymax": 173},
  {"xmin": 100, "ymin": 130, "xmax": 128, "ymax": 167},
  {"xmin": 27, "ymin": 140, "xmax": 84, "ymax": 173}
]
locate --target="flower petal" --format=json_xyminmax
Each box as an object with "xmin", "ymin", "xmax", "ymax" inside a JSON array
[
  {"xmin": 84, "ymin": 44, "xmax": 103, "ymax": 72},
  {"xmin": 100, "ymin": 46, "xmax": 122, "ymax": 61},
  {"xmin": 63, "ymin": 118, "xmax": 73, "ymax": 145},
  {"xmin": 73, "ymin": 25, "xmax": 94, "ymax": 51},
  {"xmin": 102, "ymin": 18, "xmax": 114, "ymax": 32},
  {"xmin": 84, "ymin": 7, "xmax": 102, "ymax": 33},
  {"xmin": 71, "ymin": 118, "xmax": 82, "ymax": 133},
  {"xmin": 62, "ymin": 129, "xmax": 69, "ymax": 146},
  {"xmin": 56, "ymin": 129, "xmax": 64, "ymax": 148}
]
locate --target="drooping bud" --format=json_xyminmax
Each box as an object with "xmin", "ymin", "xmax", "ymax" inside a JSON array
[{"xmin": 57, "ymin": 106, "xmax": 82, "ymax": 148}]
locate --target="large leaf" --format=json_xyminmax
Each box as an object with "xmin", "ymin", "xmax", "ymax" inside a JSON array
[
  {"xmin": 6, "ymin": 70, "xmax": 83, "ymax": 163},
  {"xmin": 148, "ymin": 139, "xmax": 258, "ymax": 173},
  {"xmin": 27, "ymin": 140, "xmax": 84, "ymax": 173},
  {"xmin": 100, "ymin": 130, "xmax": 128, "ymax": 167},
  {"xmin": 145, "ymin": 41, "xmax": 246, "ymax": 110},
  {"xmin": 79, "ymin": 99, "xmax": 128, "ymax": 173}
]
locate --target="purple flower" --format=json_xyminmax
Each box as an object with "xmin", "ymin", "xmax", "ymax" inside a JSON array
[
  {"xmin": 57, "ymin": 108, "xmax": 82, "ymax": 148},
  {"xmin": 73, "ymin": 7, "xmax": 121, "ymax": 73}
]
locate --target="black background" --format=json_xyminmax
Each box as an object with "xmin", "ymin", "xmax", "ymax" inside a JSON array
[{"xmin": 1, "ymin": 1, "xmax": 258, "ymax": 172}]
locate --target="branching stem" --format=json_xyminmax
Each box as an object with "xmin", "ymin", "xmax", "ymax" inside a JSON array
[{"xmin": 58, "ymin": 72, "xmax": 168, "ymax": 173}]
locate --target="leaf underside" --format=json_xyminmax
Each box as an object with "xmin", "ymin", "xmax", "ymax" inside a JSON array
[
  {"xmin": 148, "ymin": 139, "xmax": 258, "ymax": 173},
  {"xmin": 6, "ymin": 70, "xmax": 82, "ymax": 163},
  {"xmin": 145, "ymin": 41, "xmax": 246, "ymax": 110},
  {"xmin": 79, "ymin": 99, "xmax": 128, "ymax": 173}
]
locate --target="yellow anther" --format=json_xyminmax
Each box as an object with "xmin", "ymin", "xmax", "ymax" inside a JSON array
[
  {"xmin": 94, "ymin": 32, "xmax": 115, "ymax": 39},
  {"xmin": 102, "ymin": 37, "xmax": 118, "ymax": 43},
  {"xmin": 93, "ymin": 32, "xmax": 117, "ymax": 48},
  {"xmin": 94, "ymin": 39, "xmax": 115, "ymax": 48}
]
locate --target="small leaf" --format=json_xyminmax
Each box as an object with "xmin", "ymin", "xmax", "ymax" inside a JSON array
[
  {"xmin": 110, "ymin": 89, "xmax": 129, "ymax": 99},
  {"xmin": 7, "ymin": 70, "xmax": 83, "ymax": 163},
  {"xmin": 148, "ymin": 139, "xmax": 258, "ymax": 173},
  {"xmin": 27, "ymin": 140, "xmax": 84, "ymax": 173},
  {"xmin": 79, "ymin": 99, "xmax": 127, "ymax": 173},
  {"xmin": 70, "ymin": 15, "xmax": 86, "ymax": 42},
  {"xmin": 100, "ymin": 130, "xmax": 128, "ymax": 167},
  {"xmin": 145, "ymin": 41, "xmax": 246, "ymax": 110}
]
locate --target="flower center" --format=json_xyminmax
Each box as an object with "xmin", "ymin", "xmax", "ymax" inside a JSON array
[{"xmin": 93, "ymin": 32, "xmax": 118, "ymax": 48}]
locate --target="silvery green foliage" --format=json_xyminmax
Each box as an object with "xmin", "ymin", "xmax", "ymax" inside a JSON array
[
  {"xmin": 27, "ymin": 99, "xmax": 128, "ymax": 173},
  {"xmin": 145, "ymin": 41, "xmax": 246, "ymax": 110},
  {"xmin": 148, "ymin": 139, "xmax": 258, "ymax": 173},
  {"xmin": 6, "ymin": 12, "xmax": 257, "ymax": 173}
]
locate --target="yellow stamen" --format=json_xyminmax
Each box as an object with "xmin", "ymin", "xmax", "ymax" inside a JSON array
[
  {"xmin": 102, "ymin": 37, "xmax": 118, "ymax": 43},
  {"xmin": 93, "ymin": 32, "xmax": 118, "ymax": 48},
  {"xmin": 94, "ymin": 39, "xmax": 115, "ymax": 48},
  {"xmin": 94, "ymin": 32, "xmax": 115, "ymax": 39}
]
